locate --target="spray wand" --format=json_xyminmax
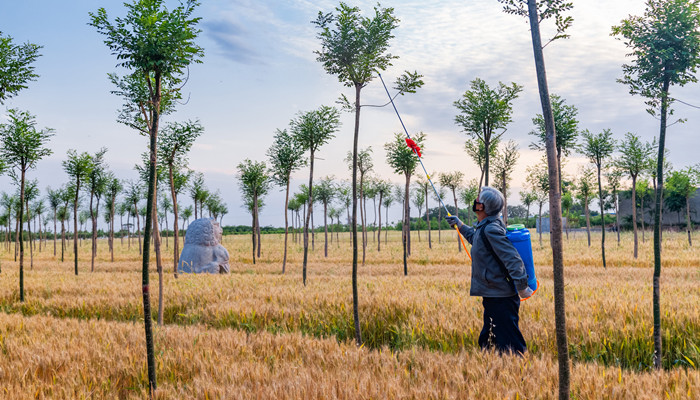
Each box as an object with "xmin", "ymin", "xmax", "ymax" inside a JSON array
[{"xmin": 378, "ymin": 73, "xmax": 471, "ymax": 260}]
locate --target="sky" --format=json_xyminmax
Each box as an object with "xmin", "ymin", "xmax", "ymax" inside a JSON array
[{"xmin": 1, "ymin": 0, "xmax": 699, "ymax": 229}]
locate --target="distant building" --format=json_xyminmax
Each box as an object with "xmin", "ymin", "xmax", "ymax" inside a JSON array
[{"xmin": 618, "ymin": 188, "xmax": 700, "ymax": 226}]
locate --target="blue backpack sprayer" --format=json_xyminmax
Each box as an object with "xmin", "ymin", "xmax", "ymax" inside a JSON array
[{"xmin": 378, "ymin": 73, "xmax": 538, "ymax": 300}]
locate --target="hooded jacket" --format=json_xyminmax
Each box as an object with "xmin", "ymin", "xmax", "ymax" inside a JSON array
[{"xmin": 458, "ymin": 215, "xmax": 529, "ymax": 297}]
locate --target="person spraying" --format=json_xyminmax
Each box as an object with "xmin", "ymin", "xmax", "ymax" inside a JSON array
[{"xmin": 446, "ymin": 186, "xmax": 533, "ymax": 354}]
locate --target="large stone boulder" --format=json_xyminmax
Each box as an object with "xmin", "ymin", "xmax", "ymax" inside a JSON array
[{"xmin": 178, "ymin": 218, "xmax": 230, "ymax": 274}]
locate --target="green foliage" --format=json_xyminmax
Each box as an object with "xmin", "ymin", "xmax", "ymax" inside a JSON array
[
  {"xmin": 237, "ymin": 159, "xmax": 271, "ymax": 208},
  {"xmin": 612, "ymin": 0, "xmax": 700, "ymax": 112},
  {"xmin": 266, "ymin": 128, "xmax": 306, "ymax": 188},
  {"xmin": 159, "ymin": 120, "xmax": 203, "ymax": 168},
  {"xmin": 0, "ymin": 109, "xmax": 53, "ymax": 176},
  {"xmin": 314, "ymin": 176, "xmax": 336, "ymax": 205},
  {"xmin": 498, "ymin": 0, "xmax": 574, "ymax": 45},
  {"xmin": 290, "ymin": 105, "xmax": 341, "ymax": 154},
  {"xmin": 454, "ymin": 78, "xmax": 522, "ymax": 141},
  {"xmin": 580, "ymin": 128, "xmax": 616, "ymax": 170},
  {"xmin": 615, "ymin": 132, "xmax": 654, "ymax": 180},
  {"xmin": 438, "ymin": 171, "xmax": 464, "ymax": 192},
  {"xmin": 574, "ymin": 166, "xmax": 596, "ymax": 206},
  {"xmin": 0, "ymin": 32, "xmax": 42, "ymax": 104},
  {"xmin": 530, "ymin": 94, "xmax": 579, "ymax": 157},
  {"xmin": 345, "ymin": 147, "xmax": 373, "ymax": 176},
  {"xmin": 492, "ymin": 140, "xmax": 520, "ymax": 193},
  {"xmin": 313, "ymin": 2, "xmax": 398, "ymax": 88},
  {"xmin": 384, "ymin": 132, "xmax": 425, "ymax": 176}
]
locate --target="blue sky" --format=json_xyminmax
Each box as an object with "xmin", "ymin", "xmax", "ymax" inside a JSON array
[{"xmin": 1, "ymin": 0, "xmax": 698, "ymax": 228}]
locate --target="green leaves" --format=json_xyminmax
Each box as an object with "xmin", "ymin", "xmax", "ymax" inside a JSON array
[
  {"xmin": 0, "ymin": 109, "xmax": 53, "ymax": 173},
  {"xmin": 89, "ymin": 0, "xmax": 203, "ymax": 78},
  {"xmin": 159, "ymin": 120, "xmax": 203, "ymax": 167},
  {"xmin": 615, "ymin": 132, "xmax": 654, "ymax": 179},
  {"xmin": 266, "ymin": 128, "xmax": 306, "ymax": 187},
  {"xmin": 290, "ymin": 105, "xmax": 341, "ymax": 154},
  {"xmin": 612, "ymin": 0, "xmax": 700, "ymax": 111},
  {"xmin": 384, "ymin": 132, "xmax": 425, "ymax": 176},
  {"xmin": 497, "ymin": 0, "xmax": 574, "ymax": 46},
  {"xmin": 313, "ymin": 2, "xmax": 399, "ymax": 87},
  {"xmin": 454, "ymin": 78, "xmax": 522, "ymax": 142},
  {"xmin": 580, "ymin": 128, "xmax": 616, "ymax": 169},
  {"xmin": 0, "ymin": 32, "xmax": 42, "ymax": 104},
  {"xmin": 237, "ymin": 159, "xmax": 271, "ymax": 208}
]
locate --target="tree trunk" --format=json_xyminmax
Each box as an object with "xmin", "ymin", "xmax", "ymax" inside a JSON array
[
  {"xmin": 26, "ymin": 198, "xmax": 33, "ymax": 270},
  {"xmin": 538, "ymin": 204, "xmax": 543, "ymax": 247},
  {"xmin": 324, "ymin": 201, "xmax": 328, "ymax": 257},
  {"xmin": 73, "ymin": 178, "xmax": 80, "ymax": 276},
  {"xmin": 437, "ymin": 206, "xmax": 442, "ymax": 243},
  {"xmin": 597, "ymin": 166, "xmax": 606, "ymax": 268},
  {"xmin": 686, "ymin": 196, "xmax": 692, "ymax": 246},
  {"xmin": 61, "ymin": 218, "xmax": 65, "ymax": 263},
  {"xmin": 351, "ymin": 83, "xmax": 362, "ymax": 346},
  {"xmin": 584, "ymin": 199, "xmax": 591, "ymax": 247},
  {"xmin": 18, "ymin": 169, "xmax": 26, "ymax": 302},
  {"xmin": 377, "ymin": 192, "xmax": 383, "ymax": 252},
  {"xmin": 484, "ymin": 139, "xmax": 490, "ymax": 186},
  {"xmin": 135, "ymin": 201, "xmax": 142, "ymax": 256},
  {"xmin": 53, "ymin": 210, "xmax": 57, "ymax": 256},
  {"xmin": 502, "ymin": 173, "xmax": 509, "ymax": 226},
  {"xmin": 282, "ymin": 178, "xmax": 290, "ymax": 273},
  {"xmin": 302, "ymin": 150, "xmax": 315, "ymax": 286},
  {"xmin": 256, "ymin": 204, "xmax": 261, "ymax": 259},
  {"xmin": 359, "ymin": 174, "xmax": 366, "ymax": 266},
  {"xmin": 527, "ymin": 2, "xmax": 570, "ymax": 396},
  {"xmin": 403, "ymin": 172, "xmax": 410, "ymax": 276},
  {"xmin": 152, "ymin": 198, "xmax": 164, "ymax": 326},
  {"xmin": 425, "ymin": 185, "xmax": 432, "ymax": 249},
  {"xmin": 641, "ymin": 196, "xmax": 646, "ymax": 243},
  {"xmin": 652, "ymin": 76, "xmax": 670, "ymax": 370},
  {"xmin": 632, "ymin": 175, "xmax": 638, "ymax": 258},
  {"xmin": 251, "ymin": 206, "xmax": 256, "ymax": 265},
  {"xmin": 141, "ymin": 71, "xmax": 162, "ymax": 394},
  {"xmin": 452, "ymin": 189, "xmax": 461, "ymax": 252},
  {"xmin": 615, "ymin": 192, "xmax": 620, "ymax": 244}
]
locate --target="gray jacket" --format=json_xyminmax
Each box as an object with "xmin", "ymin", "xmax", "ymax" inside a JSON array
[{"xmin": 458, "ymin": 215, "xmax": 529, "ymax": 297}]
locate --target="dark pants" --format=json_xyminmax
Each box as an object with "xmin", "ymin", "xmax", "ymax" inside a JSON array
[{"xmin": 478, "ymin": 295, "xmax": 527, "ymax": 354}]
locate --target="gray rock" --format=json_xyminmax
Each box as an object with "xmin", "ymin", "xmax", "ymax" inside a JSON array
[{"xmin": 178, "ymin": 218, "xmax": 230, "ymax": 274}]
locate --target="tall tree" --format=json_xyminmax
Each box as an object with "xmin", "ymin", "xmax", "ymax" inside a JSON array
[
  {"xmin": 606, "ymin": 168, "xmax": 623, "ymax": 244},
  {"xmin": 91, "ymin": 1, "xmax": 203, "ymax": 390},
  {"xmin": 439, "ymin": 171, "xmax": 464, "ymax": 252},
  {"xmin": 237, "ymin": 159, "xmax": 271, "ymax": 265},
  {"xmin": 580, "ymin": 129, "xmax": 615, "ymax": 268},
  {"xmin": 575, "ymin": 166, "xmax": 595, "ymax": 247},
  {"xmin": 267, "ymin": 128, "xmax": 305, "ymax": 273},
  {"xmin": 527, "ymin": 161, "xmax": 551, "ymax": 247},
  {"xmin": 613, "ymin": 0, "xmax": 700, "ymax": 368},
  {"xmin": 615, "ymin": 132, "xmax": 653, "ymax": 258},
  {"xmin": 313, "ymin": 2, "xmax": 423, "ymax": 345},
  {"xmin": 529, "ymin": 94, "xmax": 579, "ymax": 192},
  {"xmin": 0, "ymin": 108, "xmax": 53, "ymax": 301},
  {"xmin": 105, "ymin": 174, "xmax": 122, "ymax": 262},
  {"xmin": 291, "ymin": 105, "xmax": 341, "ymax": 285},
  {"xmin": 124, "ymin": 181, "xmax": 143, "ymax": 256},
  {"xmin": 454, "ymin": 78, "xmax": 522, "ymax": 186},
  {"xmin": 386, "ymin": 132, "xmax": 425, "ymax": 276},
  {"xmin": 415, "ymin": 176, "xmax": 432, "ymax": 249},
  {"xmin": 491, "ymin": 140, "xmax": 520, "ymax": 225},
  {"xmin": 411, "ymin": 185, "xmax": 425, "ymax": 241},
  {"xmin": 159, "ymin": 120, "xmax": 202, "ymax": 277},
  {"xmin": 499, "ymin": 2, "xmax": 574, "ymax": 394},
  {"xmin": 0, "ymin": 32, "xmax": 41, "ymax": 104}
]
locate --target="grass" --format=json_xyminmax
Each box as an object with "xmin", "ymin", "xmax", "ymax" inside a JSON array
[{"xmin": 0, "ymin": 228, "xmax": 698, "ymax": 398}]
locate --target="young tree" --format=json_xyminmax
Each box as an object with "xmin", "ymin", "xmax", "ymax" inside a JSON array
[
  {"xmin": 636, "ymin": 178, "xmax": 652, "ymax": 242},
  {"xmin": 615, "ymin": 132, "xmax": 653, "ymax": 258},
  {"xmin": 63, "ymin": 149, "xmax": 92, "ymax": 275},
  {"xmin": 291, "ymin": 105, "xmax": 340, "ymax": 285},
  {"xmin": 314, "ymin": 176, "xmax": 336, "ymax": 257},
  {"xmin": 666, "ymin": 167, "xmax": 697, "ymax": 246},
  {"xmin": 267, "ymin": 128, "xmax": 305, "ymax": 273},
  {"xmin": 415, "ymin": 176, "xmax": 432, "ymax": 249},
  {"xmin": 519, "ymin": 190, "xmax": 537, "ymax": 229},
  {"xmin": 492, "ymin": 140, "xmax": 520, "ymax": 225},
  {"xmin": 386, "ymin": 132, "xmax": 425, "ymax": 276},
  {"xmin": 606, "ymin": 169, "xmax": 624, "ymax": 244},
  {"xmin": 105, "ymin": 174, "xmax": 122, "ymax": 262},
  {"xmin": 575, "ymin": 166, "xmax": 595, "ymax": 247},
  {"xmin": 454, "ymin": 78, "xmax": 522, "ymax": 186},
  {"xmin": 580, "ymin": 129, "xmax": 616, "ymax": 268},
  {"xmin": 0, "ymin": 32, "xmax": 41, "ymax": 104},
  {"xmin": 159, "ymin": 120, "xmax": 202, "ymax": 277},
  {"xmin": 561, "ymin": 191, "xmax": 573, "ymax": 238},
  {"xmin": 237, "ymin": 159, "xmax": 271, "ymax": 265},
  {"xmin": 432, "ymin": 185, "xmax": 447, "ymax": 242},
  {"xmin": 411, "ymin": 185, "xmax": 425, "ymax": 241},
  {"xmin": 527, "ymin": 162, "xmax": 551, "ymax": 247},
  {"xmin": 529, "ymin": 94, "xmax": 579, "ymax": 192},
  {"xmin": 0, "ymin": 108, "xmax": 53, "ymax": 301},
  {"xmin": 464, "ymin": 137, "xmax": 499, "ymax": 189},
  {"xmin": 499, "ymin": 2, "xmax": 575, "ymax": 392},
  {"xmin": 344, "ymin": 147, "xmax": 373, "ymax": 263},
  {"xmin": 46, "ymin": 187, "xmax": 62, "ymax": 257},
  {"xmin": 613, "ymin": 0, "xmax": 700, "ymax": 369},
  {"xmin": 188, "ymin": 172, "xmax": 206, "ymax": 220},
  {"xmin": 313, "ymin": 2, "xmax": 423, "ymax": 345},
  {"xmin": 439, "ymin": 171, "xmax": 464, "ymax": 252},
  {"xmin": 460, "ymin": 179, "xmax": 479, "ymax": 227},
  {"xmin": 85, "ymin": 148, "xmax": 108, "ymax": 272},
  {"xmin": 91, "ymin": 0, "xmax": 203, "ymax": 389}
]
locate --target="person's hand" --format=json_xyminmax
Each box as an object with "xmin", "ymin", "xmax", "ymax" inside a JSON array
[
  {"xmin": 518, "ymin": 287, "xmax": 534, "ymax": 299},
  {"xmin": 446, "ymin": 215, "xmax": 463, "ymax": 228}
]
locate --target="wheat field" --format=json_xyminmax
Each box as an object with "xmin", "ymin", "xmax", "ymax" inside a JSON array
[{"xmin": 0, "ymin": 229, "xmax": 698, "ymax": 399}]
